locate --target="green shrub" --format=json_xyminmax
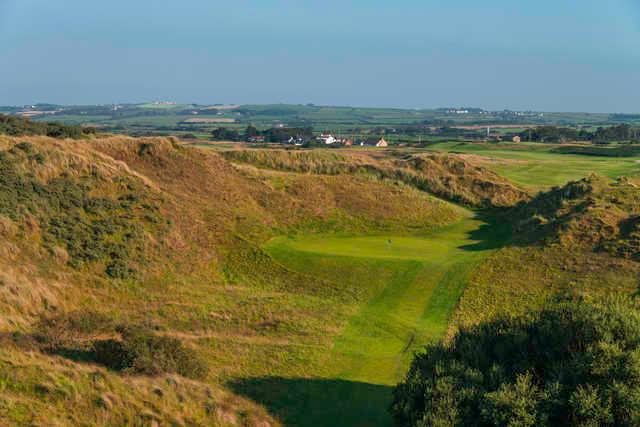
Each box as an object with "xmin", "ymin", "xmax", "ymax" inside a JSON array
[
  {"xmin": 0, "ymin": 146, "xmax": 162, "ymax": 277},
  {"xmin": 392, "ymin": 295, "xmax": 640, "ymax": 426},
  {"xmin": 93, "ymin": 325, "xmax": 208, "ymax": 379},
  {"xmin": 35, "ymin": 310, "xmax": 114, "ymax": 349}
]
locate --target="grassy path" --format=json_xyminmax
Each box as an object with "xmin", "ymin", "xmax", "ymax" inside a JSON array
[{"xmin": 260, "ymin": 211, "xmax": 504, "ymax": 426}]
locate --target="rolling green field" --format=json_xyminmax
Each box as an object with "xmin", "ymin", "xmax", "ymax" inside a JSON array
[
  {"xmin": 253, "ymin": 211, "xmax": 505, "ymax": 426},
  {"xmin": 428, "ymin": 141, "xmax": 640, "ymax": 189}
]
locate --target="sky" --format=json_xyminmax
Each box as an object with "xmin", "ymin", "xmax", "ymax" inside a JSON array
[{"xmin": 0, "ymin": 0, "xmax": 639, "ymax": 112}]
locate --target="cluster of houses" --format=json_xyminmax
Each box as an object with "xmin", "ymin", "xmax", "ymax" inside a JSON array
[
  {"xmin": 317, "ymin": 133, "xmax": 388, "ymax": 147},
  {"xmin": 245, "ymin": 130, "xmax": 389, "ymax": 147}
]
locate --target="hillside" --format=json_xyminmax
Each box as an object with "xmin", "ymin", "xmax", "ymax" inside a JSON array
[
  {"xmin": 1, "ymin": 135, "xmax": 512, "ymax": 425},
  {"xmin": 5, "ymin": 134, "xmax": 639, "ymax": 425},
  {"xmin": 220, "ymin": 149, "xmax": 529, "ymax": 207},
  {"xmin": 450, "ymin": 175, "xmax": 640, "ymax": 333}
]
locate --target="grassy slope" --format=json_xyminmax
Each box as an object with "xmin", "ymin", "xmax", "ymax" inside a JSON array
[
  {"xmin": 428, "ymin": 141, "xmax": 640, "ymax": 189},
  {"xmin": 226, "ymin": 144, "xmax": 640, "ymax": 426},
  {"xmin": 450, "ymin": 175, "xmax": 640, "ymax": 336},
  {"xmin": 0, "ymin": 136, "xmax": 279, "ymax": 426},
  {"xmin": 220, "ymin": 149, "xmax": 529, "ymax": 207},
  {"xmin": 3, "ymin": 136, "xmax": 637, "ymax": 426},
  {"xmin": 247, "ymin": 211, "xmax": 505, "ymax": 426},
  {"xmin": 1, "ymin": 136, "xmax": 496, "ymax": 426}
]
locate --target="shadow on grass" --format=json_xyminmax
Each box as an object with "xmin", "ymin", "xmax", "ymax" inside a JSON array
[
  {"xmin": 228, "ymin": 376, "xmax": 394, "ymax": 427},
  {"xmin": 458, "ymin": 210, "xmax": 514, "ymax": 252}
]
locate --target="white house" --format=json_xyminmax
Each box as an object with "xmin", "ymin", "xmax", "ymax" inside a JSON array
[{"xmin": 319, "ymin": 134, "xmax": 338, "ymax": 145}]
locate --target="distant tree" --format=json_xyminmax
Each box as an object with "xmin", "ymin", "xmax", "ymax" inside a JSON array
[
  {"xmin": 593, "ymin": 124, "xmax": 638, "ymax": 142},
  {"xmin": 263, "ymin": 126, "xmax": 313, "ymax": 143},
  {"xmin": 392, "ymin": 295, "xmax": 640, "ymax": 426},
  {"xmin": 519, "ymin": 126, "xmax": 579, "ymax": 143},
  {"xmin": 519, "ymin": 125, "xmax": 639, "ymax": 144},
  {"xmin": 245, "ymin": 125, "xmax": 259, "ymax": 138},
  {"xmin": 211, "ymin": 127, "xmax": 240, "ymax": 141}
]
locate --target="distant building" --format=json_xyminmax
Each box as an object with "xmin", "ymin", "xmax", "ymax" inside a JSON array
[
  {"xmin": 376, "ymin": 138, "xmax": 388, "ymax": 147},
  {"xmin": 319, "ymin": 134, "xmax": 338, "ymax": 144},
  {"xmin": 512, "ymin": 136, "xmax": 521, "ymax": 143},
  {"xmin": 287, "ymin": 136, "xmax": 306, "ymax": 145}
]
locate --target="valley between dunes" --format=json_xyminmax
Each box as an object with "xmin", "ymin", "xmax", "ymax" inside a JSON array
[
  {"xmin": 0, "ymin": 135, "xmax": 638, "ymax": 426},
  {"xmin": 250, "ymin": 211, "xmax": 501, "ymax": 426}
]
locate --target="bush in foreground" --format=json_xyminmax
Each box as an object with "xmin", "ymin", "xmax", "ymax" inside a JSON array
[
  {"xmin": 93, "ymin": 325, "xmax": 209, "ymax": 379},
  {"xmin": 392, "ymin": 295, "xmax": 640, "ymax": 426}
]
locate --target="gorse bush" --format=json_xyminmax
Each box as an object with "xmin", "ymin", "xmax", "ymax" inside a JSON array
[
  {"xmin": 35, "ymin": 310, "xmax": 114, "ymax": 349},
  {"xmin": 0, "ymin": 144, "xmax": 162, "ymax": 277},
  {"xmin": 392, "ymin": 295, "xmax": 640, "ymax": 426},
  {"xmin": 34, "ymin": 313, "xmax": 208, "ymax": 379},
  {"xmin": 93, "ymin": 325, "xmax": 209, "ymax": 379},
  {"xmin": 553, "ymin": 145, "xmax": 640, "ymax": 158}
]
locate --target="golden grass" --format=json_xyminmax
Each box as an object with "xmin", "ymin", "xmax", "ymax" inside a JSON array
[
  {"xmin": 0, "ymin": 135, "xmax": 478, "ymax": 425},
  {"xmin": 221, "ymin": 148, "xmax": 530, "ymax": 207}
]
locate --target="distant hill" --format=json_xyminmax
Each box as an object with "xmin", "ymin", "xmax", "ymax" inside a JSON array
[{"xmin": 2, "ymin": 103, "xmax": 633, "ymax": 140}]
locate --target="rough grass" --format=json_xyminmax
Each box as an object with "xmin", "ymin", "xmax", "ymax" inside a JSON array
[
  {"xmin": 0, "ymin": 135, "xmax": 481, "ymax": 425},
  {"xmin": 450, "ymin": 175, "xmax": 640, "ymax": 337},
  {"xmin": 221, "ymin": 149, "xmax": 529, "ymax": 207},
  {"xmin": 0, "ymin": 340, "xmax": 271, "ymax": 426},
  {"xmin": 510, "ymin": 175, "xmax": 640, "ymax": 258},
  {"xmin": 2, "ymin": 135, "xmax": 638, "ymax": 426}
]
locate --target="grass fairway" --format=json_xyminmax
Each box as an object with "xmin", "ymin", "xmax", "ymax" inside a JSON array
[
  {"xmin": 428, "ymin": 142, "xmax": 640, "ymax": 189},
  {"xmin": 247, "ymin": 211, "xmax": 504, "ymax": 426}
]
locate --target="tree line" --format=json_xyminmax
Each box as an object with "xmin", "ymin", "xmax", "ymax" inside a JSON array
[
  {"xmin": 212, "ymin": 125, "xmax": 314, "ymax": 143},
  {"xmin": 519, "ymin": 124, "xmax": 640, "ymax": 143}
]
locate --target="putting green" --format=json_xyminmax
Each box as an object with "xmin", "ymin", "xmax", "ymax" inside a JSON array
[{"xmin": 263, "ymin": 212, "xmax": 504, "ymax": 425}]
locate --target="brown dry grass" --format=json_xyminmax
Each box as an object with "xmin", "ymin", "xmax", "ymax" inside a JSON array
[
  {"xmin": 220, "ymin": 148, "xmax": 530, "ymax": 207},
  {"xmin": 0, "ymin": 135, "xmax": 477, "ymax": 425}
]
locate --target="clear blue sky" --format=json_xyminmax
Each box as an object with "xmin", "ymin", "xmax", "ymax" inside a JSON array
[{"xmin": 1, "ymin": 0, "xmax": 639, "ymax": 112}]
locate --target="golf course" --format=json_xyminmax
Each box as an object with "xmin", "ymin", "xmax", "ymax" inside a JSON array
[
  {"xmin": 253, "ymin": 210, "xmax": 504, "ymax": 426},
  {"xmin": 428, "ymin": 141, "xmax": 640, "ymax": 189}
]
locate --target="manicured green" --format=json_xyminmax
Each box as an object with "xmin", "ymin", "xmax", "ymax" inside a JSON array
[
  {"xmin": 259, "ymin": 211, "xmax": 506, "ymax": 426},
  {"xmin": 428, "ymin": 142, "xmax": 640, "ymax": 189}
]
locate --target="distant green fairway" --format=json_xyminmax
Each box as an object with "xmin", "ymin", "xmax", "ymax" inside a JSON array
[
  {"xmin": 428, "ymin": 142, "xmax": 640, "ymax": 189},
  {"xmin": 262, "ymin": 213, "xmax": 503, "ymax": 426}
]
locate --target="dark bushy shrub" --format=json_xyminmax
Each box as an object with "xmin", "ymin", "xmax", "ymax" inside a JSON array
[
  {"xmin": 35, "ymin": 310, "xmax": 113, "ymax": 349},
  {"xmin": 93, "ymin": 325, "xmax": 208, "ymax": 379},
  {"xmin": 392, "ymin": 295, "xmax": 640, "ymax": 426}
]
